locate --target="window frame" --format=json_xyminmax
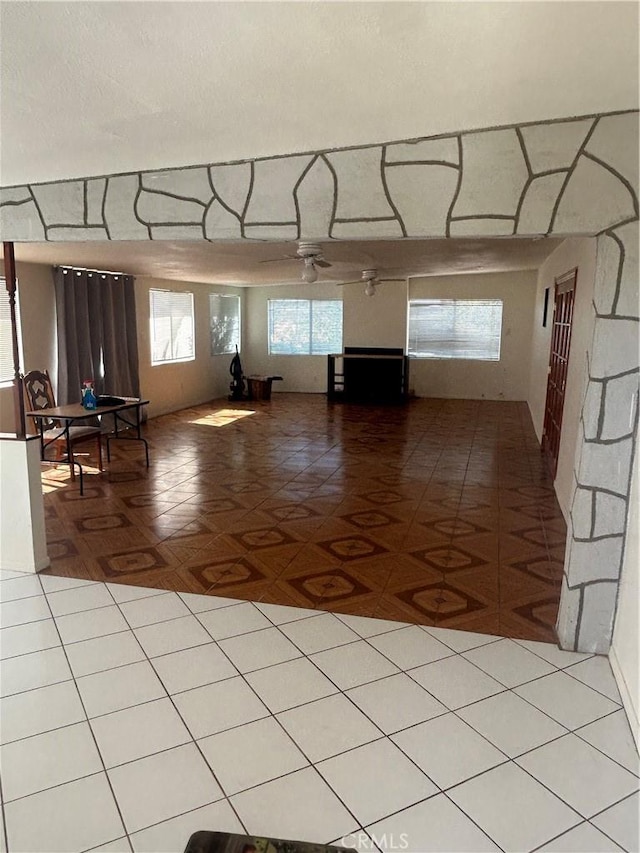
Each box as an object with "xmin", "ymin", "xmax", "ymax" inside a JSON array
[
  {"xmin": 267, "ymin": 298, "xmax": 343, "ymax": 356},
  {"xmin": 407, "ymin": 298, "xmax": 503, "ymax": 361},
  {"xmin": 149, "ymin": 288, "xmax": 195, "ymax": 366}
]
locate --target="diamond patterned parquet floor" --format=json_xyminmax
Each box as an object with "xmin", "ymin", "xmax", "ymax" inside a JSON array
[{"xmin": 39, "ymin": 395, "xmax": 567, "ymax": 642}]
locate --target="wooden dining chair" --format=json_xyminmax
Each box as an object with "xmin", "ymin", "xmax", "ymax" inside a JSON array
[{"xmin": 23, "ymin": 369, "xmax": 103, "ymax": 476}]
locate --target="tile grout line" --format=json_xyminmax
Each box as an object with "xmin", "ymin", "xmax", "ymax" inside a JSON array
[
  {"xmin": 560, "ymin": 661, "xmax": 626, "ymax": 704},
  {"xmin": 588, "ymin": 785, "xmax": 640, "ymax": 822},
  {"xmin": 510, "ymin": 635, "xmax": 594, "ymax": 666},
  {"xmin": 81, "ymin": 833, "xmax": 133, "ymax": 853},
  {"xmin": 344, "ymin": 636, "xmax": 610, "ymax": 846},
  {"xmin": 210, "ymin": 596, "xmax": 566, "ymax": 844},
  {"xmin": 509, "ymin": 756, "xmax": 633, "ymax": 833},
  {"xmin": 46, "ymin": 588, "xmax": 133, "ymax": 851},
  {"xmin": 570, "ymin": 711, "xmax": 640, "ymax": 778},
  {"xmin": 4, "ymin": 573, "xmax": 135, "ymax": 852},
  {"xmin": 454, "ymin": 642, "xmax": 623, "ymax": 702},
  {"xmin": 411, "ymin": 734, "xmax": 587, "ymax": 849},
  {"xmin": 127, "ymin": 591, "xmax": 630, "ymax": 755},
  {"xmin": 109, "ymin": 588, "xmax": 251, "ymax": 840},
  {"xmin": 395, "ymin": 651, "xmax": 634, "ymax": 771},
  {"xmin": 0, "ymin": 765, "xmax": 9, "ymax": 853},
  {"xmin": 440, "ymin": 789, "xmax": 509, "ymax": 853},
  {"xmin": 185, "ymin": 592, "xmax": 454, "ymax": 838},
  {"xmin": 194, "ymin": 609, "xmax": 388, "ymax": 842},
  {"xmin": 530, "ymin": 819, "xmax": 621, "ymax": 853}
]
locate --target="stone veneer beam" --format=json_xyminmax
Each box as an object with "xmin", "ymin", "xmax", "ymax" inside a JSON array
[{"xmin": 1, "ymin": 109, "xmax": 638, "ymax": 654}]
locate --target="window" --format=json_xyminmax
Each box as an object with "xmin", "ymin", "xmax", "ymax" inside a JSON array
[
  {"xmin": 408, "ymin": 299, "xmax": 503, "ymax": 360},
  {"xmin": 210, "ymin": 293, "xmax": 241, "ymax": 355},
  {"xmin": 0, "ymin": 279, "xmax": 22, "ymax": 386},
  {"xmin": 150, "ymin": 289, "xmax": 195, "ymax": 365},
  {"xmin": 268, "ymin": 299, "xmax": 343, "ymax": 355}
]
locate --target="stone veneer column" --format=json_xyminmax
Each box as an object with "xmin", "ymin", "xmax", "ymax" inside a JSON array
[{"xmin": 557, "ymin": 220, "xmax": 639, "ymax": 653}]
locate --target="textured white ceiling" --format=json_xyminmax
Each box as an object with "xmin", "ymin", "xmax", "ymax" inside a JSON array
[
  {"xmin": 8, "ymin": 237, "xmax": 562, "ymax": 286},
  {"xmin": 1, "ymin": 1, "xmax": 638, "ymax": 187}
]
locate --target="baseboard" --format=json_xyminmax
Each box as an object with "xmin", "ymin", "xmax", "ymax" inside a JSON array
[{"xmin": 609, "ymin": 645, "xmax": 639, "ymax": 749}]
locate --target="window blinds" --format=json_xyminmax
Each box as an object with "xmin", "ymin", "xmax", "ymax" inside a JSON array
[
  {"xmin": 310, "ymin": 300, "xmax": 343, "ymax": 355},
  {"xmin": 0, "ymin": 281, "xmax": 20, "ymax": 384},
  {"xmin": 150, "ymin": 289, "xmax": 194, "ymax": 364},
  {"xmin": 408, "ymin": 299, "xmax": 503, "ymax": 360},
  {"xmin": 268, "ymin": 299, "xmax": 342, "ymax": 355}
]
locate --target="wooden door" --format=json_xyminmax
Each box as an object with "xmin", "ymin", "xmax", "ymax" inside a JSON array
[{"xmin": 542, "ymin": 269, "xmax": 578, "ymax": 478}]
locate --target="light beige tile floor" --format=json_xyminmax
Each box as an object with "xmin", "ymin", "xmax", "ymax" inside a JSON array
[{"xmin": 0, "ymin": 571, "xmax": 637, "ymax": 853}]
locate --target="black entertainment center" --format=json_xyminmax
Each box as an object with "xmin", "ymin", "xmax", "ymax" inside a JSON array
[{"xmin": 327, "ymin": 347, "xmax": 409, "ymax": 404}]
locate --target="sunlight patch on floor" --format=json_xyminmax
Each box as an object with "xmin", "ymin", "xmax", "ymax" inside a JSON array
[
  {"xmin": 190, "ymin": 409, "xmax": 256, "ymax": 427},
  {"xmin": 41, "ymin": 460, "xmax": 103, "ymax": 492}
]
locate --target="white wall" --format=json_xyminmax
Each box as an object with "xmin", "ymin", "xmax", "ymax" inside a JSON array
[
  {"xmin": 611, "ymin": 452, "xmax": 639, "ymax": 744},
  {"xmin": 0, "ymin": 262, "xmax": 57, "ymax": 434},
  {"xmin": 5, "ymin": 3, "xmax": 638, "ymax": 186},
  {"xmin": 135, "ymin": 277, "xmax": 245, "ymax": 419},
  {"xmin": 528, "ymin": 238, "xmax": 597, "ymax": 518},
  {"xmin": 0, "ymin": 437, "xmax": 49, "ymax": 572},
  {"xmin": 246, "ymin": 270, "xmax": 537, "ymax": 403},
  {"xmin": 408, "ymin": 270, "xmax": 537, "ymax": 402},
  {"xmin": 343, "ymin": 280, "xmax": 408, "ymax": 350},
  {"xmin": 244, "ymin": 282, "xmax": 344, "ymax": 393}
]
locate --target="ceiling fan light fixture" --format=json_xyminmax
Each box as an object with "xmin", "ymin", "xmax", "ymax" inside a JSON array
[
  {"xmin": 301, "ymin": 258, "xmax": 318, "ymax": 283},
  {"xmin": 365, "ymin": 281, "xmax": 376, "ymax": 297}
]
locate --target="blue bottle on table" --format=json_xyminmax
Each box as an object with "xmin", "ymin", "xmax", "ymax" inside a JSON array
[{"xmin": 81, "ymin": 380, "xmax": 97, "ymax": 410}]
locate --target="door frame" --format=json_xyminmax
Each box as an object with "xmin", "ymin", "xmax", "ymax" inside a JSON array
[{"xmin": 542, "ymin": 267, "xmax": 578, "ymax": 479}]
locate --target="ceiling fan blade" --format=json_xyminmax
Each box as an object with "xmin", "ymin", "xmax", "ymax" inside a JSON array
[
  {"xmin": 334, "ymin": 280, "xmax": 362, "ymax": 287},
  {"xmin": 259, "ymin": 255, "xmax": 298, "ymax": 264},
  {"xmin": 378, "ymin": 278, "xmax": 406, "ymax": 284},
  {"xmin": 315, "ymin": 259, "xmax": 332, "ymax": 268}
]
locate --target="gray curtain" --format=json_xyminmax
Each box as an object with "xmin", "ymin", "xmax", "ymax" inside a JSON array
[{"xmin": 54, "ymin": 266, "xmax": 140, "ymax": 404}]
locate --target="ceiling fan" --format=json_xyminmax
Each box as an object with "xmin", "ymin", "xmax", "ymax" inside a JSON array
[
  {"xmin": 259, "ymin": 241, "xmax": 332, "ymax": 283},
  {"xmin": 336, "ymin": 269, "xmax": 405, "ymax": 296}
]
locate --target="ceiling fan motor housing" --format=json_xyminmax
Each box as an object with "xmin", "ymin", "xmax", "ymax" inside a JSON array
[{"xmin": 297, "ymin": 242, "xmax": 323, "ymax": 259}]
